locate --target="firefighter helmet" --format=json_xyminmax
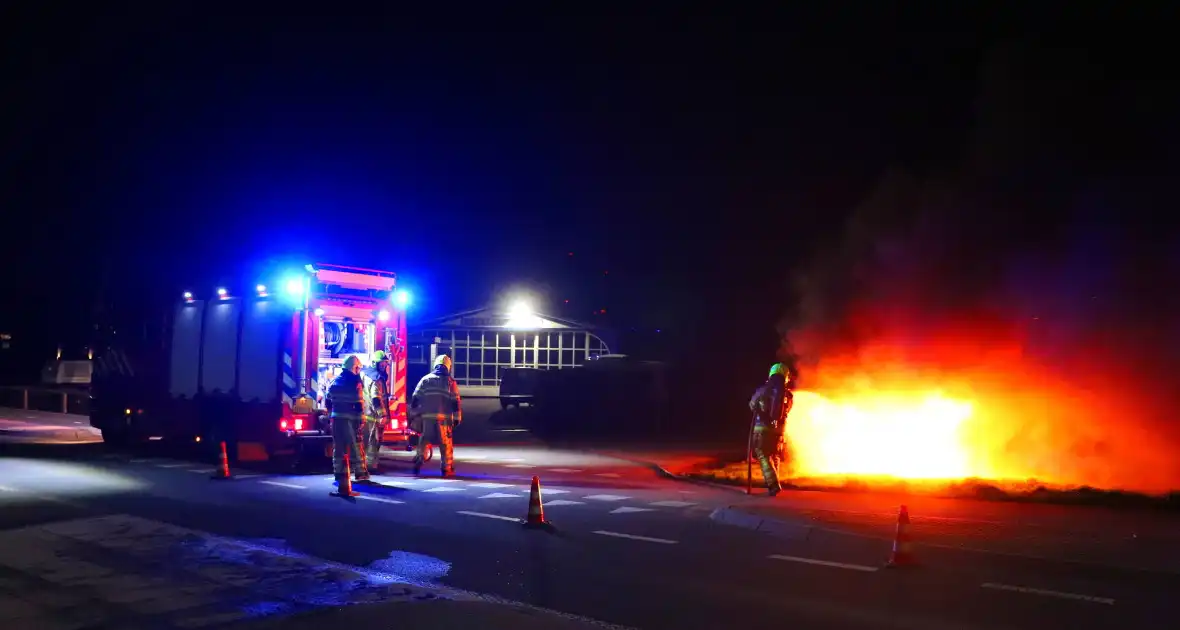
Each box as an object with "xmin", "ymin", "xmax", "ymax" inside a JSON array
[
  {"xmin": 433, "ymin": 354, "xmax": 453, "ymax": 373},
  {"xmin": 372, "ymin": 350, "xmax": 387, "ymax": 364},
  {"xmin": 769, "ymin": 363, "xmax": 788, "ymax": 378},
  {"xmin": 343, "ymin": 355, "xmax": 363, "ymax": 372}
]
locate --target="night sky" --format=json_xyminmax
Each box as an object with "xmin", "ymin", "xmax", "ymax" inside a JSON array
[{"xmin": 3, "ymin": 5, "xmax": 1176, "ymax": 412}]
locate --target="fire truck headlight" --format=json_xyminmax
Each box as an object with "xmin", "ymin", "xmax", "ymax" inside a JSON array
[{"xmin": 378, "ymin": 310, "xmax": 390, "ymax": 321}]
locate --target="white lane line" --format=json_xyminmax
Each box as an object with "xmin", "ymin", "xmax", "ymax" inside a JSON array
[
  {"xmin": 593, "ymin": 530, "xmax": 678, "ymax": 545},
  {"xmin": 187, "ymin": 468, "xmax": 216, "ymax": 474},
  {"xmin": 357, "ymin": 495, "xmax": 405, "ymax": 505},
  {"xmin": 458, "ymin": 510, "xmax": 523, "ymax": 523},
  {"xmin": 234, "ymin": 474, "xmax": 262, "ymax": 480},
  {"xmin": 128, "ymin": 459, "xmax": 153, "ymax": 463},
  {"xmin": 155, "ymin": 463, "xmax": 189, "ymax": 468},
  {"xmin": 423, "ymin": 486, "xmax": 464, "ymax": 493},
  {"xmin": 595, "ymin": 473, "xmax": 622, "ymax": 478},
  {"xmin": 650, "ymin": 500, "xmax": 696, "ymax": 508},
  {"xmin": 610, "ymin": 506, "xmax": 655, "ymax": 514},
  {"xmin": 260, "ymin": 480, "xmax": 307, "ymax": 490},
  {"xmin": 548, "ymin": 468, "xmax": 583, "ymax": 473},
  {"xmin": 980, "ymin": 583, "xmax": 1115, "ymax": 605},
  {"xmin": 491, "ymin": 458, "xmax": 524, "ymax": 463},
  {"xmin": 544, "ymin": 500, "xmax": 586, "ymax": 506},
  {"xmin": 470, "ymin": 482, "xmax": 514, "ymax": 489},
  {"xmin": 584, "ymin": 494, "xmax": 630, "ymax": 502},
  {"xmin": 375, "ymin": 480, "xmax": 418, "ymax": 488},
  {"xmin": 768, "ymin": 554, "xmax": 879, "ymax": 573},
  {"xmin": 534, "ymin": 488, "xmax": 570, "ymax": 495},
  {"xmin": 505, "ymin": 464, "xmax": 534, "ymax": 469},
  {"xmin": 478, "ymin": 493, "xmax": 520, "ymax": 499},
  {"xmin": 420, "ymin": 478, "xmax": 458, "ymax": 483}
]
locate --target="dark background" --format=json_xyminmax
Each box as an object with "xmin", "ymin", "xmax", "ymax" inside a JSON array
[{"xmin": 2, "ymin": 4, "xmax": 1177, "ymax": 441}]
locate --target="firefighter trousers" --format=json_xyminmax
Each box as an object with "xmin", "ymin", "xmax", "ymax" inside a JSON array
[
  {"xmin": 359, "ymin": 418, "xmax": 384, "ymax": 472},
  {"xmin": 753, "ymin": 428, "xmax": 783, "ymax": 495},
  {"xmin": 414, "ymin": 420, "xmax": 454, "ymax": 474},
  {"xmin": 331, "ymin": 412, "xmax": 366, "ymax": 479}
]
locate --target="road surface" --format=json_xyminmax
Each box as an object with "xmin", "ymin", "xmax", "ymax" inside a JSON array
[{"xmin": 1, "ymin": 404, "xmax": 1177, "ymax": 628}]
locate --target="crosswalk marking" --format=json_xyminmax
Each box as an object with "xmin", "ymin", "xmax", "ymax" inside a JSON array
[
  {"xmin": 610, "ymin": 506, "xmax": 654, "ymax": 514},
  {"xmin": 374, "ymin": 479, "xmax": 418, "ymax": 488},
  {"xmin": 584, "ymin": 494, "xmax": 630, "ymax": 502},
  {"xmin": 458, "ymin": 510, "xmax": 522, "ymax": 523},
  {"xmin": 538, "ymin": 489, "xmax": 570, "ymax": 495},
  {"xmin": 543, "ymin": 500, "xmax": 585, "ymax": 507},
  {"xmin": 478, "ymin": 493, "xmax": 520, "ymax": 499},
  {"xmin": 470, "ymin": 482, "xmax": 514, "ymax": 488},
  {"xmin": 649, "ymin": 500, "xmax": 696, "ymax": 508},
  {"xmin": 420, "ymin": 478, "xmax": 458, "ymax": 483},
  {"xmin": 593, "ymin": 530, "xmax": 678, "ymax": 545},
  {"xmin": 234, "ymin": 474, "xmax": 262, "ymax": 480},
  {"xmin": 422, "ymin": 486, "xmax": 464, "ymax": 493}
]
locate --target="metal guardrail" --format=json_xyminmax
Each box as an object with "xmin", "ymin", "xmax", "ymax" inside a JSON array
[{"xmin": 0, "ymin": 386, "xmax": 90, "ymax": 416}]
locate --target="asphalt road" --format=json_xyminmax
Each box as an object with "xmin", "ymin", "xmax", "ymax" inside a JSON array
[{"xmin": 1, "ymin": 404, "xmax": 1177, "ymax": 629}]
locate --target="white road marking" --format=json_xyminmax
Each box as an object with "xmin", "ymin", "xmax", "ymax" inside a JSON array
[
  {"xmin": 155, "ymin": 463, "xmax": 189, "ymax": 468},
  {"xmin": 768, "ymin": 554, "xmax": 879, "ymax": 573},
  {"xmin": 259, "ymin": 481, "xmax": 307, "ymax": 490},
  {"xmin": 548, "ymin": 468, "xmax": 583, "ymax": 473},
  {"xmin": 649, "ymin": 500, "xmax": 696, "ymax": 508},
  {"xmin": 610, "ymin": 506, "xmax": 655, "ymax": 514},
  {"xmin": 593, "ymin": 530, "xmax": 678, "ymax": 545},
  {"xmin": 458, "ymin": 510, "xmax": 523, "ymax": 523},
  {"xmin": 478, "ymin": 493, "xmax": 520, "ymax": 499},
  {"xmin": 584, "ymin": 494, "xmax": 630, "ymax": 502},
  {"xmin": 233, "ymin": 474, "xmax": 262, "ymax": 480},
  {"xmin": 505, "ymin": 464, "xmax": 534, "ymax": 469},
  {"xmin": 187, "ymin": 468, "xmax": 216, "ymax": 474},
  {"xmin": 374, "ymin": 479, "xmax": 418, "ymax": 488},
  {"xmin": 533, "ymin": 488, "xmax": 570, "ymax": 495},
  {"xmin": 420, "ymin": 478, "xmax": 458, "ymax": 483},
  {"xmin": 0, "ymin": 485, "xmax": 16, "ymax": 492},
  {"xmin": 595, "ymin": 473, "xmax": 622, "ymax": 478},
  {"xmin": 470, "ymin": 482, "xmax": 514, "ymax": 489},
  {"xmin": 357, "ymin": 495, "xmax": 405, "ymax": 505},
  {"xmin": 422, "ymin": 486, "xmax": 464, "ymax": 493},
  {"xmin": 128, "ymin": 459, "xmax": 153, "ymax": 463},
  {"xmin": 980, "ymin": 582, "xmax": 1115, "ymax": 605},
  {"xmin": 543, "ymin": 500, "xmax": 585, "ymax": 507}
]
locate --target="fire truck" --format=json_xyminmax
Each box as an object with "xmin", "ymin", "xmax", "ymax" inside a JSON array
[{"xmin": 89, "ymin": 263, "xmax": 412, "ymax": 465}]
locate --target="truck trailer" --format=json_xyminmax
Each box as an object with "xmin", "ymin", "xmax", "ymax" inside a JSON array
[{"xmin": 89, "ymin": 263, "xmax": 411, "ymax": 465}]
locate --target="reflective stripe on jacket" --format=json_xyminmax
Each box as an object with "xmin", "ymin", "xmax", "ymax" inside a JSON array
[{"xmin": 410, "ymin": 367, "xmax": 462, "ymax": 426}]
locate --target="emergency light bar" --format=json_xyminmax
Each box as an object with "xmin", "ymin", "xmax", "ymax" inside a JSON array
[{"xmin": 312, "ymin": 263, "xmax": 397, "ymax": 292}]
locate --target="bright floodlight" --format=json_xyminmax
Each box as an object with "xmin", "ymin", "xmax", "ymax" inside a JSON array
[
  {"xmin": 394, "ymin": 289, "xmax": 411, "ymax": 308},
  {"xmin": 505, "ymin": 299, "xmax": 543, "ymax": 329},
  {"xmin": 216, "ymin": 287, "xmax": 228, "ymax": 298},
  {"xmin": 256, "ymin": 284, "xmax": 267, "ymax": 294},
  {"xmin": 314, "ymin": 308, "xmax": 325, "ymax": 317},
  {"xmin": 182, "ymin": 291, "xmax": 193, "ymax": 300},
  {"xmin": 284, "ymin": 278, "xmax": 305, "ymax": 297},
  {"xmin": 378, "ymin": 310, "xmax": 390, "ymax": 321}
]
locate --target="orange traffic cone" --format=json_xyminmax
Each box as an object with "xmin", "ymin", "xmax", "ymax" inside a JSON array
[
  {"xmin": 522, "ymin": 475, "xmax": 554, "ymax": 531},
  {"xmin": 210, "ymin": 441, "xmax": 232, "ymax": 480},
  {"xmin": 886, "ymin": 505, "xmax": 918, "ymax": 568},
  {"xmin": 331, "ymin": 453, "xmax": 360, "ymax": 499}
]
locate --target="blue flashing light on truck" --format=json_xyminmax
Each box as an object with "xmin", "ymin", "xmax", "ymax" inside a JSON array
[{"xmin": 89, "ymin": 263, "xmax": 411, "ymax": 465}]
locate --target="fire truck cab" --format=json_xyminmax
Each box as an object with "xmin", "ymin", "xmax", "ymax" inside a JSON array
[{"xmin": 89, "ymin": 263, "xmax": 411, "ymax": 465}]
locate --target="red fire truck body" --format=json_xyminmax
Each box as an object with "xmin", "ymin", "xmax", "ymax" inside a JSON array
[{"xmin": 89, "ymin": 263, "xmax": 411, "ymax": 464}]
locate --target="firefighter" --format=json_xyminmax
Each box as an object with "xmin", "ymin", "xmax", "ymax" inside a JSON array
[
  {"xmin": 749, "ymin": 362, "xmax": 795, "ymax": 497},
  {"xmin": 359, "ymin": 351, "xmax": 391, "ymax": 475},
  {"xmin": 410, "ymin": 354, "xmax": 462, "ymax": 476},
  {"xmin": 327, "ymin": 354, "xmax": 369, "ymax": 485}
]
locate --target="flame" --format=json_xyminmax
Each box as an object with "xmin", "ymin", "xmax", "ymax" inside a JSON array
[{"xmin": 787, "ymin": 390, "xmax": 980, "ymax": 479}]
